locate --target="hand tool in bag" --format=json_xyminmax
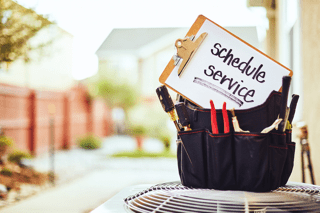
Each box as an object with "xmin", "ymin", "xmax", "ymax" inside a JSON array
[
  {"xmin": 176, "ymin": 94, "xmax": 186, "ymax": 104},
  {"xmin": 210, "ymin": 101, "xmax": 230, "ymax": 134},
  {"xmin": 222, "ymin": 102, "xmax": 230, "ymax": 133},
  {"xmin": 230, "ymin": 108, "xmax": 250, "ymax": 133},
  {"xmin": 278, "ymin": 76, "xmax": 292, "ymax": 132},
  {"xmin": 175, "ymin": 103, "xmax": 192, "ymax": 131},
  {"xmin": 210, "ymin": 100, "xmax": 219, "ymax": 134},
  {"xmin": 286, "ymin": 94, "xmax": 300, "ymax": 130},
  {"xmin": 156, "ymin": 85, "xmax": 182, "ymax": 132},
  {"xmin": 261, "ymin": 118, "xmax": 283, "ymax": 133}
]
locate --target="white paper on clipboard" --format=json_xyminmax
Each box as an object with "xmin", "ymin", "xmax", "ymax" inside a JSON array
[{"xmin": 159, "ymin": 15, "xmax": 292, "ymax": 109}]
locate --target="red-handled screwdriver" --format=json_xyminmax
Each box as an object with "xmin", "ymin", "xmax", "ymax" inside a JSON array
[
  {"xmin": 222, "ymin": 102, "xmax": 230, "ymax": 133},
  {"xmin": 210, "ymin": 100, "xmax": 219, "ymax": 134}
]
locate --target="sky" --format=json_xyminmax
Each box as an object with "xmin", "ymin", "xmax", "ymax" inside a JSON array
[{"xmin": 15, "ymin": 0, "xmax": 268, "ymax": 80}]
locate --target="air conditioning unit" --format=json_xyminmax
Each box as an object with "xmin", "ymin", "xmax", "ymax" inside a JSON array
[{"xmin": 92, "ymin": 181, "xmax": 320, "ymax": 212}]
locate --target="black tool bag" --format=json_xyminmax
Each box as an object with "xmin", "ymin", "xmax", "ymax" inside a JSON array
[{"xmin": 176, "ymin": 91, "xmax": 296, "ymax": 192}]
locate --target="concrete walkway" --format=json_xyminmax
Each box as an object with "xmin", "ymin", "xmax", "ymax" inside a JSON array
[{"xmin": 0, "ymin": 135, "xmax": 180, "ymax": 213}]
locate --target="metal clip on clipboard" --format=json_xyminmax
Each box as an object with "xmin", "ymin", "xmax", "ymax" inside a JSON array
[{"xmin": 173, "ymin": 32, "xmax": 208, "ymax": 77}]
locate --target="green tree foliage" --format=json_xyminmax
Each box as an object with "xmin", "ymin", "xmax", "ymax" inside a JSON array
[
  {"xmin": 89, "ymin": 77, "xmax": 139, "ymax": 112},
  {"xmin": 0, "ymin": 0, "xmax": 52, "ymax": 63}
]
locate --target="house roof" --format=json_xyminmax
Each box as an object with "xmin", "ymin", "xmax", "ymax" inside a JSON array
[
  {"xmin": 96, "ymin": 26, "xmax": 260, "ymax": 58},
  {"xmin": 96, "ymin": 28, "xmax": 183, "ymax": 52}
]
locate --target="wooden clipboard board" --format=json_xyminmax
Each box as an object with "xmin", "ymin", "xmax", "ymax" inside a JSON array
[{"xmin": 159, "ymin": 15, "xmax": 292, "ymax": 109}]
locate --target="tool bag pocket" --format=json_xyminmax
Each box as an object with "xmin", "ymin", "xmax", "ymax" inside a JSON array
[
  {"xmin": 280, "ymin": 130, "xmax": 296, "ymax": 186},
  {"xmin": 178, "ymin": 129, "xmax": 236, "ymax": 189},
  {"xmin": 233, "ymin": 133, "xmax": 269, "ymax": 191},
  {"xmin": 177, "ymin": 130, "xmax": 207, "ymax": 188},
  {"xmin": 234, "ymin": 132, "xmax": 287, "ymax": 192},
  {"xmin": 206, "ymin": 132, "xmax": 236, "ymax": 190}
]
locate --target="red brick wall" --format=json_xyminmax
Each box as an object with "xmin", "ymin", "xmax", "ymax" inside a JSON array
[{"xmin": 0, "ymin": 83, "xmax": 113, "ymax": 156}]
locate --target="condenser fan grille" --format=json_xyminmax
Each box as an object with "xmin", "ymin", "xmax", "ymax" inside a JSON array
[{"xmin": 124, "ymin": 182, "xmax": 320, "ymax": 212}]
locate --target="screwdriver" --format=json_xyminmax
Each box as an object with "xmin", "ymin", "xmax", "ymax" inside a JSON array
[
  {"xmin": 278, "ymin": 76, "xmax": 292, "ymax": 132},
  {"xmin": 287, "ymin": 95, "xmax": 299, "ymax": 125},
  {"xmin": 156, "ymin": 85, "xmax": 182, "ymax": 131},
  {"xmin": 175, "ymin": 102, "xmax": 192, "ymax": 131}
]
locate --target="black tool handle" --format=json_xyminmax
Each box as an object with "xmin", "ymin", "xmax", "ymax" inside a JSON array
[
  {"xmin": 175, "ymin": 103, "xmax": 190, "ymax": 127},
  {"xmin": 156, "ymin": 85, "xmax": 174, "ymax": 113},
  {"xmin": 278, "ymin": 76, "xmax": 291, "ymax": 131},
  {"xmin": 176, "ymin": 94, "xmax": 186, "ymax": 103},
  {"xmin": 279, "ymin": 76, "xmax": 291, "ymax": 119},
  {"xmin": 288, "ymin": 94, "xmax": 299, "ymax": 124}
]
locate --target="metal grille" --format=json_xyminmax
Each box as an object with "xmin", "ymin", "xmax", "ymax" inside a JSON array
[{"xmin": 124, "ymin": 182, "xmax": 320, "ymax": 212}]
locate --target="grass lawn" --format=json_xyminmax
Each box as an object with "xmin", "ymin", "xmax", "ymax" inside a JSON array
[{"xmin": 111, "ymin": 150, "xmax": 176, "ymax": 158}]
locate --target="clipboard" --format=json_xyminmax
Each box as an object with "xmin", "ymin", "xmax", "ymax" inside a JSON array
[{"xmin": 159, "ymin": 15, "xmax": 292, "ymax": 109}]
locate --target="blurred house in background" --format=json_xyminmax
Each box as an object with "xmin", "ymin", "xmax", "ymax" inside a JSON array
[
  {"xmin": 95, "ymin": 28, "xmax": 186, "ymax": 98},
  {"xmin": 0, "ymin": 24, "xmax": 75, "ymax": 91},
  {"xmin": 95, "ymin": 26, "xmax": 261, "ymax": 99}
]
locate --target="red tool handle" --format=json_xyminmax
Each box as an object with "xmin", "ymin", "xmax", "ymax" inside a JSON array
[
  {"xmin": 210, "ymin": 100, "xmax": 219, "ymax": 134},
  {"xmin": 222, "ymin": 102, "xmax": 230, "ymax": 133}
]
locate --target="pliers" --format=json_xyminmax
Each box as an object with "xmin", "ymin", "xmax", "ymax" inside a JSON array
[{"xmin": 210, "ymin": 100, "xmax": 230, "ymax": 134}]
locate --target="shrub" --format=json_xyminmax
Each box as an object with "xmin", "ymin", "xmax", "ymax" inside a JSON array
[
  {"xmin": 0, "ymin": 167, "xmax": 12, "ymax": 176},
  {"xmin": 126, "ymin": 124, "xmax": 147, "ymax": 137},
  {"xmin": 0, "ymin": 136, "xmax": 14, "ymax": 159},
  {"xmin": 0, "ymin": 136, "xmax": 14, "ymax": 147},
  {"xmin": 158, "ymin": 134, "xmax": 171, "ymax": 151},
  {"xmin": 8, "ymin": 150, "xmax": 32, "ymax": 165},
  {"xmin": 77, "ymin": 134, "xmax": 102, "ymax": 150}
]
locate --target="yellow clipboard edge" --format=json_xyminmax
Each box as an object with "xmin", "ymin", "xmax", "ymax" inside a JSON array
[{"xmin": 159, "ymin": 14, "xmax": 293, "ymax": 104}]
